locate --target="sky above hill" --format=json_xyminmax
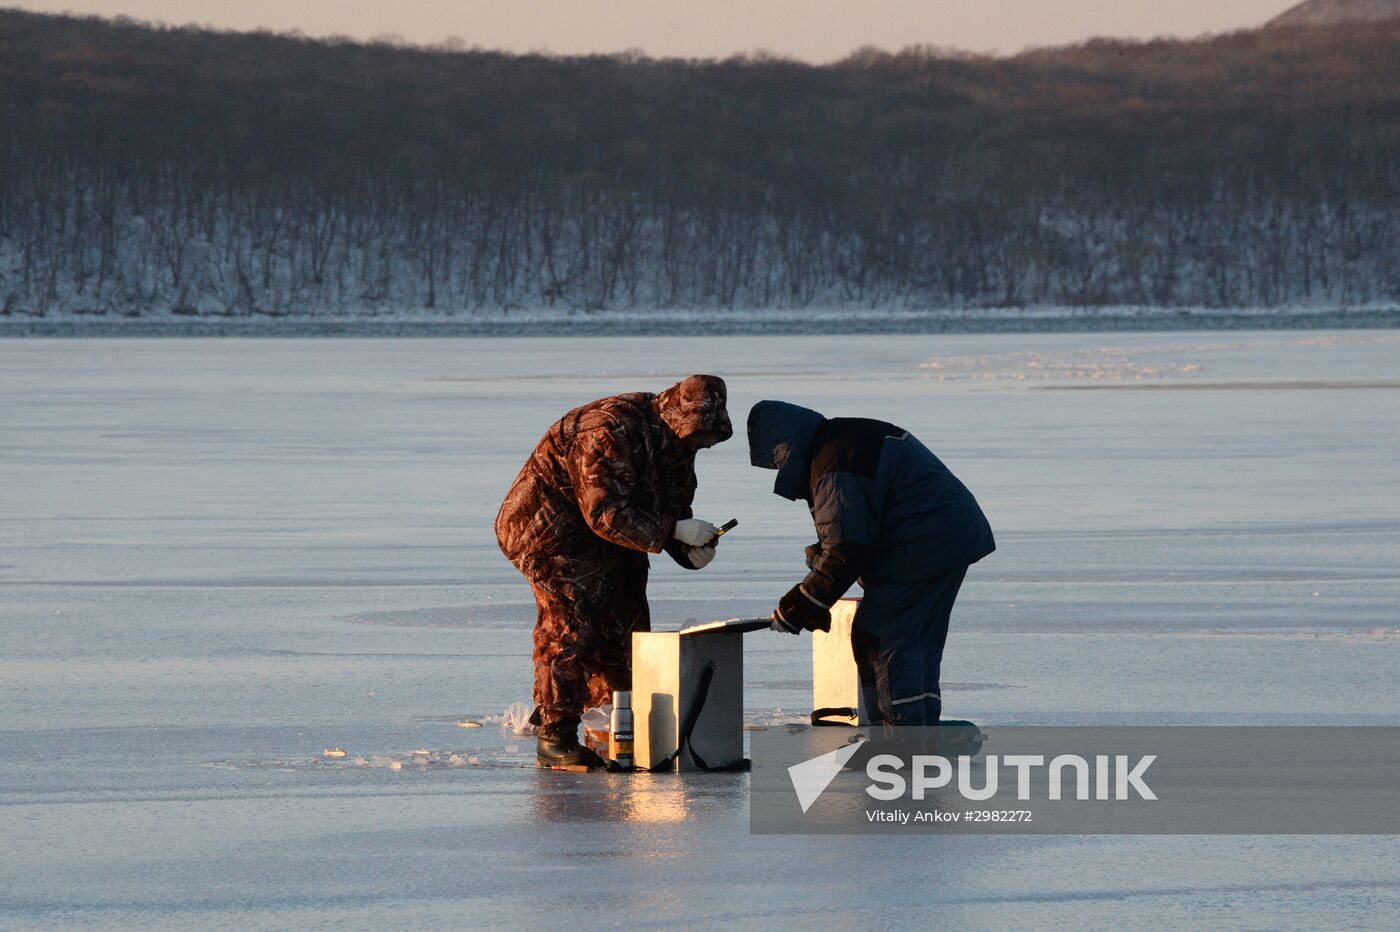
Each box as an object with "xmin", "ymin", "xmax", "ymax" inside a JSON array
[{"xmin": 13, "ymin": 1, "xmax": 1297, "ymax": 59}]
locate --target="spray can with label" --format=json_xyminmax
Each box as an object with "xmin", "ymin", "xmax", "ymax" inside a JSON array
[{"xmin": 610, "ymin": 690, "xmax": 634, "ymax": 770}]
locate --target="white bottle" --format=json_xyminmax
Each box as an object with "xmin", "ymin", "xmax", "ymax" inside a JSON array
[{"xmin": 610, "ymin": 690, "xmax": 634, "ymax": 770}]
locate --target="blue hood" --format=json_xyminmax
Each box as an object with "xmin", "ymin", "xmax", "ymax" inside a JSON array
[{"xmin": 747, "ymin": 400, "xmax": 824, "ymax": 501}]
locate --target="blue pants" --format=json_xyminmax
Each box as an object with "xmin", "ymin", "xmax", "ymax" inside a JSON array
[{"xmin": 851, "ymin": 566, "xmax": 968, "ymax": 725}]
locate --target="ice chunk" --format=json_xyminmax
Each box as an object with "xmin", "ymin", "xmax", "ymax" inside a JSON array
[
  {"xmin": 491, "ymin": 701, "xmax": 539, "ymax": 736},
  {"xmin": 580, "ymin": 705, "xmax": 610, "ymax": 732}
]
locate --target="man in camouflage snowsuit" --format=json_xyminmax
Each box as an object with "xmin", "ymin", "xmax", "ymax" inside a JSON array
[{"xmin": 496, "ymin": 375, "xmax": 732, "ymax": 767}]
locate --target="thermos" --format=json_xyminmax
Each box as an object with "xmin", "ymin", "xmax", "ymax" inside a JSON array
[{"xmin": 610, "ymin": 690, "xmax": 634, "ymax": 769}]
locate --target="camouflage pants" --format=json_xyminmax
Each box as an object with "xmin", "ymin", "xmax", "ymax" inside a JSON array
[{"xmin": 529, "ymin": 556, "xmax": 651, "ymax": 728}]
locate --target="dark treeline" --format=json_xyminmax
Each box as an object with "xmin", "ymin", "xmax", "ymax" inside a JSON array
[{"xmin": 3, "ymin": 8, "xmax": 1400, "ymax": 317}]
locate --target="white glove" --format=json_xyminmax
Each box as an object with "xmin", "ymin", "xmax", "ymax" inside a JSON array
[
  {"xmin": 684, "ymin": 544, "xmax": 716, "ymax": 569},
  {"xmin": 673, "ymin": 518, "xmax": 719, "ymax": 547}
]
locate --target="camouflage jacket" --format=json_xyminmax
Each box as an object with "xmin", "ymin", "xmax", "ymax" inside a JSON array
[{"xmin": 495, "ymin": 375, "xmax": 731, "ymax": 585}]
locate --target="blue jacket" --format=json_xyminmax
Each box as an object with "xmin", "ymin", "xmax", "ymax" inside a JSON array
[{"xmin": 748, "ymin": 401, "xmax": 994, "ymax": 606}]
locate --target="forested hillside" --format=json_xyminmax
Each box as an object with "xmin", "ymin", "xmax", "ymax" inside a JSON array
[{"xmin": 3, "ymin": 9, "xmax": 1400, "ymax": 319}]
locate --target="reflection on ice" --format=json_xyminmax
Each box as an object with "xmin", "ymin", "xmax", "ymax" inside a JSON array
[{"xmin": 918, "ymin": 332, "xmax": 1400, "ymax": 383}]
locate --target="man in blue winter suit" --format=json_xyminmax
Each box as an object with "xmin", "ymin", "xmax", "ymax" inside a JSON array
[{"xmin": 748, "ymin": 400, "xmax": 995, "ymax": 725}]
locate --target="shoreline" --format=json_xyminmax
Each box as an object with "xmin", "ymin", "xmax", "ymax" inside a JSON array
[{"xmin": 3, "ymin": 307, "xmax": 1400, "ymax": 337}]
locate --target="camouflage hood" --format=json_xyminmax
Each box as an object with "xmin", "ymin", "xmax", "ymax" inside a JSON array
[{"xmin": 653, "ymin": 375, "xmax": 733, "ymax": 446}]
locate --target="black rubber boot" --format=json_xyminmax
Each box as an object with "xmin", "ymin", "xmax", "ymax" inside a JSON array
[{"xmin": 536, "ymin": 718, "xmax": 606, "ymax": 769}]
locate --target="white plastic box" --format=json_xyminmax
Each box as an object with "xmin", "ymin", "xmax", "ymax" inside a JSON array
[
  {"xmin": 631, "ymin": 627, "xmax": 746, "ymax": 771},
  {"xmin": 811, "ymin": 597, "xmax": 864, "ymax": 725}
]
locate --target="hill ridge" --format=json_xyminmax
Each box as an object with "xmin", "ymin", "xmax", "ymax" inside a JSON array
[{"xmin": 1268, "ymin": 0, "xmax": 1400, "ymax": 27}]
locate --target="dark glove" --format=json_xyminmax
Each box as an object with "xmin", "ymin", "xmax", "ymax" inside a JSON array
[
  {"xmin": 770, "ymin": 612, "xmax": 802, "ymax": 635},
  {"xmin": 804, "ymin": 541, "xmax": 822, "ymax": 570},
  {"xmin": 773, "ymin": 583, "xmax": 832, "ymax": 634}
]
